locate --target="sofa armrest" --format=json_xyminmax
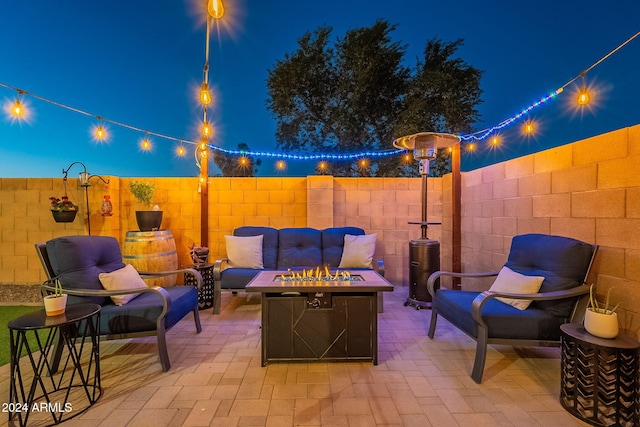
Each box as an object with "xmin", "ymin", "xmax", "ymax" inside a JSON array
[
  {"xmin": 427, "ymin": 270, "xmax": 500, "ymax": 297},
  {"xmin": 373, "ymin": 259, "xmax": 385, "ymax": 277},
  {"xmin": 212, "ymin": 259, "xmax": 229, "ymax": 281}
]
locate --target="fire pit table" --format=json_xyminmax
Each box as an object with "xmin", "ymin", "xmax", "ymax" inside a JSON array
[{"xmin": 246, "ymin": 269, "xmax": 394, "ymax": 366}]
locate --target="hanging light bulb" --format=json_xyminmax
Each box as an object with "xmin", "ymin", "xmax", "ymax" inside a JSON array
[
  {"xmin": 577, "ymin": 86, "xmax": 590, "ymax": 106},
  {"xmin": 201, "ymin": 121, "xmax": 212, "ymax": 138},
  {"xmin": 11, "ymin": 99, "xmax": 24, "ymax": 118},
  {"xmin": 276, "ymin": 160, "xmax": 286, "ymax": 170},
  {"xmin": 523, "ymin": 120, "xmax": 535, "ymax": 135},
  {"xmin": 93, "ymin": 121, "xmax": 108, "ymax": 141},
  {"xmin": 317, "ymin": 161, "xmax": 328, "ymax": 174},
  {"xmin": 141, "ymin": 135, "xmax": 152, "ymax": 151},
  {"xmin": 207, "ymin": 0, "xmax": 225, "ymax": 19},
  {"xmin": 176, "ymin": 145, "xmax": 186, "ymax": 156},
  {"xmin": 490, "ymin": 136, "xmax": 500, "ymax": 146},
  {"xmin": 238, "ymin": 156, "xmax": 249, "ymax": 167},
  {"xmin": 200, "ymin": 82, "xmax": 212, "ymax": 105}
]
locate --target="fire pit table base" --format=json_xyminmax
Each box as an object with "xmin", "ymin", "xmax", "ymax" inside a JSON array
[{"xmin": 246, "ymin": 270, "xmax": 394, "ymax": 366}]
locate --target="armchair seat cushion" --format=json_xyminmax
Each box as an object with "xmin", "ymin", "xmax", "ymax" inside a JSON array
[
  {"xmin": 434, "ymin": 289, "xmax": 566, "ymax": 341},
  {"xmin": 98, "ymin": 286, "xmax": 198, "ymax": 335}
]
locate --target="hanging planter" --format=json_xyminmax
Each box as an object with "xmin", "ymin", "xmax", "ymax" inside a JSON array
[
  {"xmin": 49, "ymin": 196, "xmax": 79, "ymax": 223},
  {"xmin": 51, "ymin": 210, "xmax": 78, "ymax": 223}
]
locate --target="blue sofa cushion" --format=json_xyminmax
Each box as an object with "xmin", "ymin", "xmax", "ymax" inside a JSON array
[
  {"xmin": 435, "ymin": 289, "xmax": 566, "ymax": 341},
  {"xmin": 277, "ymin": 228, "xmax": 322, "ymax": 268},
  {"xmin": 321, "ymin": 227, "xmax": 365, "ymax": 267},
  {"xmin": 234, "ymin": 226, "xmax": 279, "ymax": 270},
  {"xmin": 92, "ymin": 286, "xmax": 197, "ymax": 335},
  {"xmin": 505, "ymin": 234, "xmax": 594, "ymax": 317},
  {"xmin": 46, "ymin": 235, "xmax": 125, "ymax": 306}
]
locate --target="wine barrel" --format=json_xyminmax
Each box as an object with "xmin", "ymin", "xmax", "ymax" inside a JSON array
[{"xmin": 122, "ymin": 230, "xmax": 178, "ymax": 288}]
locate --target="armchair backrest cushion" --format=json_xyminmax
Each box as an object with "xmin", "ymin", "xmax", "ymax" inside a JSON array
[
  {"xmin": 504, "ymin": 234, "xmax": 595, "ymax": 317},
  {"xmin": 234, "ymin": 226, "xmax": 278, "ymax": 269},
  {"xmin": 321, "ymin": 227, "xmax": 365, "ymax": 267},
  {"xmin": 277, "ymin": 228, "xmax": 322, "ymax": 269},
  {"xmin": 46, "ymin": 235, "xmax": 125, "ymax": 305}
]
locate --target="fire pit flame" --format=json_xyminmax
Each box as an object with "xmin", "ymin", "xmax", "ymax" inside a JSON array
[{"xmin": 278, "ymin": 267, "xmax": 360, "ymax": 282}]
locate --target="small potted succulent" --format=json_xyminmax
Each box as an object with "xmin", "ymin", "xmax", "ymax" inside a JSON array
[
  {"xmin": 43, "ymin": 279, "xmax": 68, "ymax": 316},
  {"xmin": 129, "ymin": 181, "xmax": 163, "ymax": 231},
  {"xmin": 49, "ymin": 195, "xmax": 79, "ymax": 222},
  {"xmin": 584, "ymin": 284, "xmax": 621, "ymax": 339}
]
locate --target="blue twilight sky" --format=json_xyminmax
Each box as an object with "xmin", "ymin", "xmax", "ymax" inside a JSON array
[{"xmin": 1, "ymin": 0, "xmax": 639, "ymax": 178}]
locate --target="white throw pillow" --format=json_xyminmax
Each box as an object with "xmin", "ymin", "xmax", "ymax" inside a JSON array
[
  {"xmin": 224, "ymin": 235, "xmax": 264, "ymax": 269},
  {"xmin": 99, "ymin": 264, "xmax": 148, "ymax": 306},
  {"xmin": 489, "ymin": 266, "xmax": 545, "ymax": 310},
  {"xmin": 338, "ymin": 234, "xmax": 377, "ymax": 269}
]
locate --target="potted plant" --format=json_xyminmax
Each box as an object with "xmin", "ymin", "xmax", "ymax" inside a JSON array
[
  {"xmin": 49, "ymin": 195, "xmax": 79, "ymax": 222},
  {"xmin": 129, "ymin": 181, "xmax": 163, "ymax": 231},
  {"xmin": 189, "ymin": 244, "xmax": 209, "ymax": 265},
  {"xmin": 43, "ymin": 279, "xmax": 68, "ymax": 316},
  {"xmin": 584, "ymin": 284, "xmax": 621, "ymax": 339}
]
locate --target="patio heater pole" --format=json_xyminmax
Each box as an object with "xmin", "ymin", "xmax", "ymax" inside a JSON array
[{"xmin": 393, "ymin": 133, "xmax": 459, "ymax": 309}]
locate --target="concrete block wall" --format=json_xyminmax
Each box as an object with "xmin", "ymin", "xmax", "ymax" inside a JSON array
[
  {"xmin": 2, "ymin": 175, "xmax": 433, "ymax": 298},
  {"xmin": 458, "ymin": 124, "xmax": 640, "ymax": 338}
]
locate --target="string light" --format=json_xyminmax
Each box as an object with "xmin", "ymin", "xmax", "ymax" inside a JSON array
[
  {"xmin": 200, "ymin": 82, "xmax": 212, "ymax": 105},
  {"xmin": 201, "ymin": 120, "xmax": 213, "ymax": 138},
  {"xmin": 140, "ymin": 133, "xmax": 152, "ymax": 151},
  {"xmin": 0, "ymin": 31, "xmax": 637, "ymax": 163},
  {"xmin": 316, "ymin": 161, "xmax": 328, "ymax": 174},
  {"xmin": 93, "ymin": 120, "xmax": 108, "ymax": 142},
  {"xmin": 176, "ymin": 144, "xmax": 186, "ymax": 156},
  {"xmin": 523, "ymin": 120, "xmax": 535, "ymax": 135},
  {"xmin": 11, "ymin": 99, "xmax": 24, "ymax": 118},
  {"xmin": 207, "ymin": 0, "xmax": 224, "ymax": 19},
  {"xmin": 275, "ymin": 160, "xmax": 286, "ymax": 171},
  {"xmin": 490, "ymin": 136, "xmax": 500, "ymax": 146}
]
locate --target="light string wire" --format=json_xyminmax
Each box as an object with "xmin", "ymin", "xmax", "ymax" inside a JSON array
[
  {"xmin": 1, "ymin": 31, "xmax": 638, "ymax": 159},
  {"xmin": 460, "ymin": 31, "xmax": 640, "ymax": 142}
]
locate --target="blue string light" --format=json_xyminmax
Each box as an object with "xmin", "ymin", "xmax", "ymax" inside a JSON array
[{"xmin": 209, "ymin": 144, "xmax": 405, "ymax": 160}]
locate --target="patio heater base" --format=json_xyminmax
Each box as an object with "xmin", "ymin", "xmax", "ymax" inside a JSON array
[{"xmin": 404, "ymin": 238, "xmax": 440, "ymax": 310}]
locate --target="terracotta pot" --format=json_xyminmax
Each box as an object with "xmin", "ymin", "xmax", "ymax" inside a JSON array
[
  {"xmin": 43, "ymin": 294, "xmax": 68, "ymax": 316},
  {"xmin": 584, "ymin": 308, "xmax": 619, "ymax": 339}
]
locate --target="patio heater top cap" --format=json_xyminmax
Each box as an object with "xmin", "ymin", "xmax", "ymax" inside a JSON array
[{"xmin": 393, "ymin": 132, "xmax": 460, "ymax": 160}]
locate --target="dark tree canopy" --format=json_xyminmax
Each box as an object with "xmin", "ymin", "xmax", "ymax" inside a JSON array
[
  {"xmin": 213, "ymin": 142, "xmax": 261, "ymax": 177},
  {"xmin": 266, "ymin": 19, "xmax": 483, "ymax": 177}
]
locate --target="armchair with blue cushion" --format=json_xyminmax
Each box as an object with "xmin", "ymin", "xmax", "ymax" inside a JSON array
[
  {"xmin": 36, "ymin": 235, "xmax": 203, "ymax": 372},
  {"xmin": 427, "ymin": 233, "xmax": 597, "ymax": 383}
]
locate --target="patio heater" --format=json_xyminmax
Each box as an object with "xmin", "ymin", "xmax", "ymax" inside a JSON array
[{"xmin": 393, "ymin": 132, "xmax": 460, "ymax": 309}]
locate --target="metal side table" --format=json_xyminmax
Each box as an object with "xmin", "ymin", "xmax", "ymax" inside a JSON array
[
  {"xmin": 184, "ymin": 263, "xmax": 215, "ymax": 310},
  {"xmin": 560, "ymin": 323, "xmax": 640, "ymax": 427},
  {"xmin": 8, "ymin": 303, "xmax": 102, "ymax": 427}
]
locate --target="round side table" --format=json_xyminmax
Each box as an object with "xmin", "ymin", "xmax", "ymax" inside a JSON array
[
  {"xmin": 560, "ymin": 323, "xmax": 640, "ymax": 427},
  {"xmin": 8, "ymin": 303, "xmax": 102, "ymax": 427}
]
